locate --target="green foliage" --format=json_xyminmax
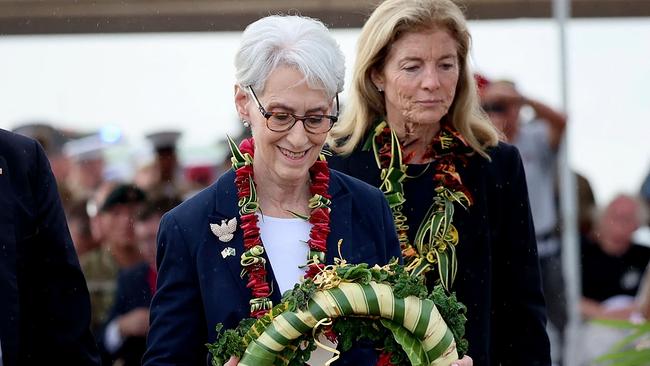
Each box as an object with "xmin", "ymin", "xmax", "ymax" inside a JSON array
[
  {"xmin": 285, "ymin": 335, "xmax": 316, "ymax": 366},
  {"xmin": 381, "ymin": 319, "xmax": 429, "ymax": 366},
  {"xmin": 207, "ymin": 261, "xmax": 468, "ymax": 365},
  {"xmin": 207, "ymin": 324, "xmax": 247, "ymax": 366},
  {"xmin": 332, "ymin": 317, "xmax": 410, "ymax": 365},
  {"xmin": 596, "ymin": 348, "xmax": 650, "ymax": 366},
  {"xmin": 429, "ymin": 285, "xmax": 468, "ymax": 357},
  {"xmin": 593, "ymin": 319, "xmax": 650, "ymax": 366},
  {"xmin": 282, "ymin": 281, "xmax": 316, "ymax": 312},
  {"xmin": 370, "ymin": 263, "xmax": 391, "ymax": 283},
  {"xmin": 243, "ymin": 304, "xmax": 288, "ymax": 345},
  {"xmin": 333, "ymin": 317, "xmax": 382, "ymax": 352},
  {"xmin": 273, "ymin": 334, "xmax": 316, "ymax": 366},
  {"xmin": 391, "ymin": 265, "xmax": 428, "ymax": 299},
  {"xmin": 337, "ymin": 262, "xmax": 373, "ymax": 284}
]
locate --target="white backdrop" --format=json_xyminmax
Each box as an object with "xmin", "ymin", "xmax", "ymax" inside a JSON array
[{"xmin": 1, "ymin": 18, "xmax": 649, "ymax": 205}]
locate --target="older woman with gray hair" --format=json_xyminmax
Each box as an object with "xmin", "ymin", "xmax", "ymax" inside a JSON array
[{"xmin": 143, "ymin": 15, "xmax": 401, "ymax": 365}]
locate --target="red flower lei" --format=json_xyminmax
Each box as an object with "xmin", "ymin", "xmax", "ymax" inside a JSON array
[{"xmin": 230, "ymin": 137, "xmax": 331, "ymax": 318}]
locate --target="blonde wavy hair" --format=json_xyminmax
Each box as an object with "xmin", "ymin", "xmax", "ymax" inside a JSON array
[{"xmin": 329, "ymin": 0, "xmax": 499, "ymax": 157}]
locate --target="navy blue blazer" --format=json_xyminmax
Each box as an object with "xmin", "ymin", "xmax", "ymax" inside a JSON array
[
  {"xmin": 109, "ymin": 262, "xmax": 154, "ymax": 321},
  {"xmin": 144, "ymin": 168, "xmax": 401, "ymax": 365},
  {"xmin": 101, "ymin": 262, "xmax": 154, "ymax": 366},
  {"xmin": 0, "ymin": 129, "xmax": 100, "ymax": 366},
  {"xmin": 329, "ymin": 142, "xmax": 551, "ymax": 366}
]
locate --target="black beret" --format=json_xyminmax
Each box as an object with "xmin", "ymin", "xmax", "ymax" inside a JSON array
[{"xmin": 100, "ymin": 184, "xmax": 146, "ymax": 212}]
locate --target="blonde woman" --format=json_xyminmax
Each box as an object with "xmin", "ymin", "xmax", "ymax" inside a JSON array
[{"xmin": 328, "ymin": 0, "xmax": 551, "ymax": 364}]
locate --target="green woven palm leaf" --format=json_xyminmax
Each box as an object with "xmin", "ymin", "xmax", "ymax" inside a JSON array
[
  {"xmin": 414, "ymin": 204, "xmax": 443, "ymax": 255},
  {"xmin": 442, "ymin": 199, "xmax": 454, "ymax": 237},
  {"xmin": 243, "ymin": 303, "xmax": 290, "ymax": 346},
  {"xmin": 410, "ymin": 260, "xmax": 432, "ymax": 279},
  {"xmin": 237, "ymin": 282, "xmax": 458, "ymax": 366},
  {"xmin": 227, "ymin": 135, "xmax": 252, "ymax": 169},
  {"xmin": 380, "ymin": 319, "xmax": 429, "ymax": 365},
  {"xmin": 436, "ymin": 246, "xmax": 457, "ymax": 292}
]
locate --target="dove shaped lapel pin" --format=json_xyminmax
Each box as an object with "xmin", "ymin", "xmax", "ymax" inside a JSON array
[{"xmin": 210, "ymin": 217, "xmax": 237, "ymax": 243}]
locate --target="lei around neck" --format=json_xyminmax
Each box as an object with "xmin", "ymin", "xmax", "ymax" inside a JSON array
[
  {"xmin": 209, "ymin": 136, "xmax": 470, "ymax": 365},
  {"xmin": 363, "ymin": 120, "xmax": 474, "ymax": 291},
  {"xmin": 227, "ymin": 137, "xmax": 332, "ymax": 318}
]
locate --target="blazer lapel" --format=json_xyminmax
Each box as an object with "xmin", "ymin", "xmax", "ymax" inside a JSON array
[
  {"xmin": 211, "ymin": 168, "xmax": 366, "ymax": 305},
  {"xmin": 207, "ymin": 171, "xmax": 249, "ymax": 300},
  {"xmin": 208, "ymin": 170, "xmax": 281, "ymax": 305},
  {"xmin": 324, "ymin": 172, "xmax": 352, "ymax": 264}
]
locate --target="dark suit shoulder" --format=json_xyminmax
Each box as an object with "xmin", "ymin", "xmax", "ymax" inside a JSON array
[
  {"xmin": 0, "ymin": 129, "xmax": 43, "ymax": 178},
  {"xmin": 485, "ymin": 141, "xmax": 523, "ymax": 168},
  {"xmin": 163, "ymin": 170, "xmax": 235, "ymax": 226},
  {"xmin": 462, "ymin": 141, "xmax": 525, "ymax": 188},
  {"xmin": 165, "ymin": 186, "xmax": 214, "ymax": 222},
  {"xmin": 328, "ymin": 148, "xmax": 374, "ymax": 178},
  {"xmin": 329, "ymin": 168, "xmax": 384, "ymax": 199},
  {"xmin": 0, "ymin": 129, "xmax": 101, "ymax": 365},
  {"xmin": 0, "ymin": 128, "xmax": 38, "ymax": 154}
]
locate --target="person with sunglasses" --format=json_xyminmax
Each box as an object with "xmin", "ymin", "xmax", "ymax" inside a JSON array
[
  {"xmin": 480, "ymin": 80, "xmax": 566, "ymax": 150},
  {"xmin": 143, "ymin": 15, "xmax": 401, "ymax": 365}
]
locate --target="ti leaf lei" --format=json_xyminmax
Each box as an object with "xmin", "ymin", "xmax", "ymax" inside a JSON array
[
  {"xmin": 362, "ymin": 120, "xmax": 474, "ymax": 291},
  {"xmin": 227, "ymin": 136, "xmax": 332, "ymax": 318}
]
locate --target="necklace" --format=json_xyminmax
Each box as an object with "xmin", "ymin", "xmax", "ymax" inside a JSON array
[
  {"xmin": 363, "ymin": 120, "xmax": 473, "ymax": 291},
  {"xmin": 228, "ymin": 137, "xmax": 331, "ymax": 318}
]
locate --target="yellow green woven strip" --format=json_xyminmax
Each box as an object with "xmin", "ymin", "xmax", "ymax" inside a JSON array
[{"xmin": 238, "ymin": 282, "xmax": 458, "ymax": 365}]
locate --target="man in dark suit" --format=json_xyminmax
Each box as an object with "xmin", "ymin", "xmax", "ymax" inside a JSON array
[{"xmin": 0, "ymin": 129, "xmax": 100, "ymax": 365}]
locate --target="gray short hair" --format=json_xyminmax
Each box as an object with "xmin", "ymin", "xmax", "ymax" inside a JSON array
[{"xmin": 234, "ymin": 15, "xmax": 345, "ymax": 99}]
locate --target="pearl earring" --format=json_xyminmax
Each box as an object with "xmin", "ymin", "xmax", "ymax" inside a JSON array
[{"xmin": 242, "ymin": 120, "xmax": 251, "ymax": 128}]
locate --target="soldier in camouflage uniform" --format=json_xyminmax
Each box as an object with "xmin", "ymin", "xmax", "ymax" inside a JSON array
[
  {"xmin": 80, "ymin": 184, "xmax": 146, "ymax": 336},
  {"xmin": 80, "ymin": 245, "xmax": 120, "ymax": 333}
]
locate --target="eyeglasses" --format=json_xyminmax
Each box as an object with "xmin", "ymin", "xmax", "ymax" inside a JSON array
[
  {"xmin": 481, "ymin": 102, "xmax": 508, "ymax": 114},
  {"xmin": 248, "ymin": 86, "xmax": 339, "ymax": 134}
]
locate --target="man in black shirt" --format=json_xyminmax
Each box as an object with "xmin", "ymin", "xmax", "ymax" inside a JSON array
[{"xmin": 581, "ymin": 194, "xmax": 650, "ymax": 319}]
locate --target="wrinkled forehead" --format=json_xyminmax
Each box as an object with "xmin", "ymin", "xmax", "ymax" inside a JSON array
[
  {"xmin": 258, "ymin": 66, "xmax": 331, "ymax": 105},
  {"xmin": 258, "ymin": 63, "xmax": 330, "ymax": 98}
]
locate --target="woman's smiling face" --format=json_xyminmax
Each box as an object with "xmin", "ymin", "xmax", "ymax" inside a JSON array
[{"xmin": 236, "ymin": 65, "xmax": 334, "ymax": 185}]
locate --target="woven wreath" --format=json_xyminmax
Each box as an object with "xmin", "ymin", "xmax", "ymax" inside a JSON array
[{"xmin": 208, "ymin": 252, "xmax": 467, "ymax": 366}]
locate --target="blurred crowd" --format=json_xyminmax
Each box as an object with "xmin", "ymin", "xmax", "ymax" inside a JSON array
[
  {"xmin": 10, "ymin": 74, "xmax": 650, "ymax": 365},
  {"xmin": 476, "ymin": 75, "xmax": 650, "ymax": 365},
  {"xmin": 11, "ymin": 122, "xmax": 246, "ymax": 365}
]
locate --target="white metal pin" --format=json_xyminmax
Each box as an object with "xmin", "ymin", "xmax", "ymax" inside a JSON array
[
  {"xmin": 221, "ymin": 247, "xmax": 236, "ymax": 258},
  {"xmin": 210, "ymin": 218, "xmax": 237, "ymax": 243}
]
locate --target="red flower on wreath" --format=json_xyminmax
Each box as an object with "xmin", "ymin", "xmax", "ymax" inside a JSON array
[{"xmin": 376, "ymin": 351, "xmax": 396, "ymax": 366}]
